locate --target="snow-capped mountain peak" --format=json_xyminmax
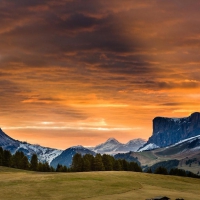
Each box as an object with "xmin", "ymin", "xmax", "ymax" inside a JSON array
[
  {"xmin": 105, "ymin": 138, "xmax": 120, "ymax": 144},
  {"xmin": 70, "ymin": 145, "xmax": 87, "ymax": 150},
  {"xmin": 89, "ymin": 137, "xmax": 146, "ymax": 154},
  {"xmin": 125, "ymin": 138, "xmax": 146, "ymax": 146},
  {"xmin": 93, "ymin": 137, "xmax": 121, "ymax": 153},
  {"xmin": 0, "ymin": 128, "xmax": 62, "ymax": 164}
]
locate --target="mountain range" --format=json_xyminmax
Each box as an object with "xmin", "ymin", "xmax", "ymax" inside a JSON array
[
  {"xmin": 117, "ymin": 134, "xmax": 200, "ymax": 174},
  {"xmin": 89, "ymin": 137, "xmax": 146, "ymax": 154},
  {"xmin": 0, "ymin": 128, "xmax": 62, "ymax": 163},
  {"xmin": 0, "ymin": 128, "xmax": 145, "ymax": 167},
  {"xmin": 1, "ymin": 112, "xmax": 200, "ymax": 172}
]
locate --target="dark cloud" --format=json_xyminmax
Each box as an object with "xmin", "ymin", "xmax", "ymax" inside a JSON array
[
  {"xmin": 59, "ymin": 13, "xmax": 103, "ymax": 30},
  {"xmin": 157, "ymin": 81, "xmax": 199, "ymax": 90},
  {"xmin": 1, "ymin": 0, "xmax": 200, "ymax": 147}
]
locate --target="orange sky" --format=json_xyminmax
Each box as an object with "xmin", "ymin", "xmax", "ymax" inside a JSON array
[{"xmin": 1, "ymin": 0, "xmax": 200, "ymax": 149}]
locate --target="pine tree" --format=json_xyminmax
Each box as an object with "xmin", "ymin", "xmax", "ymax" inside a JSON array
[
  {"xmin": 0, "ymin": 147, "xmax": 3, "ymax": 165},
  {"xmin": 56, "ymin": 164, "xmax": 63, "ymax": 172},
  {"xmin": 102, "ymin": 154, "xmax": 113, "ymax": 171},
  {"xmin": 21, "ymin": 154, "xmax": 29, "ymax": 170},
  {"xmin": 146, "ymin": 168, "xmax": 152, "ymax": 173},
  {"xmin": 113, "ymin": 160, "xmax": 121, "ymax": 171},
  {"xmin": 94, "ymin": 154, "xmax": 104, "ymax": 171},
  {"xmin": 155, "ymin": 166, "xmax": 168, "ymax": 175},
  {"xmin": 169, "ymin": 168, "xmax": 186, "ymax": 177},
  {"xmin": 83, "ymin": 154, "xmax": 94, "ymax": 170},
  {"xmin": 72, "ymin": 153, "xmax": 83, "ymax": 172},
  {"xmin": 12, "ymin": 151, "xmax": 24, "ymax": 169},
  {"xmin": 121, "ymin": 159, "xmax": 128, "ymax": 171},
  {"xmin": 43, "ymin": 162, "xmax": 51, "ymax": 172},
  {"xmin": 3, "ymin": 150, "xmax": 12, "ymax": 167},
  {"xmin": 63, "ymin": 166, "xmax": 68, "ymax": 172},
  {"xmin": 83, "ymin": 158, "xmax": 91, "ymax": 171},
  {"xmin": 128, "ymin": 162, "xmax": 142, "ymax": 172},
  {"xmin": 30, "ymin": 154, "xmax": 38, "ymax": 171}
]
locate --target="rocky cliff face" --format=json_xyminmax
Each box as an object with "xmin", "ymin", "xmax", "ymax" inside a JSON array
[{"xmin": 148, "ymin": 112, "xmax": 200, "ymax": 147}]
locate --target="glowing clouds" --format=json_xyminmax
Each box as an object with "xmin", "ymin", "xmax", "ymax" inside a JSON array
[{"xmin": 0, "ymin": 0, "xmax": 200, "ymax": 148}]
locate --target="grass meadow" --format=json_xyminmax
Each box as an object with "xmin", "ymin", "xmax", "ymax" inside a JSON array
[{"xmin": 0, "ymin": 166, "xmax": 200, "ymax": 200}]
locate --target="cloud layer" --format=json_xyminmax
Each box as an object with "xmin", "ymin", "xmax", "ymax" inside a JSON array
[{"xmin": 1, "ymin": 0, "xmax": 200, "ymax": 148}]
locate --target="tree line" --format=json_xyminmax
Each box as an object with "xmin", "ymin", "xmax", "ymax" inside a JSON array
[
  {"xmin": 0, "ymin": 147, "xmax": 142, "ymax": 173},
  {"xmin": 70, "ymin": 153, "xmax": 142, "ymax": 172},
  {"xmin": 0, "ymin": 147, "xmax": 54, "ymax": 172},
  {"xmin": 146, "ymin": 166, "xmax": 200, "ymax": 178},
  {"xmin": 0, "ymin": 146, "xmax": 199, "ymax": 179}
]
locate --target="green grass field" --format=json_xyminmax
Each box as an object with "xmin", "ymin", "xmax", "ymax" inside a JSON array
[{"xmin": 0, "ymin": 166, "xmax": 200, "ymax": 200}]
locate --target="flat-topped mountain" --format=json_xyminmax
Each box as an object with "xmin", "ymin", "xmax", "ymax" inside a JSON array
[{"xmin": 147, "ymin": 112, "xmax": 200, "ymax": 148}]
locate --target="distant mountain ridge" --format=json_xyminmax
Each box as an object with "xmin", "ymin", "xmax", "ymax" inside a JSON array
[
  {"xmin": 0, "ymin": 128, "xmax": 62, "ymax": 164},
  {"xmin": 89, "ymin": 138, "xmax": 146, "ymax": 154},
  {"xmin": 0, "ymin": 128, "xmax": 145, "ymax": 167}
]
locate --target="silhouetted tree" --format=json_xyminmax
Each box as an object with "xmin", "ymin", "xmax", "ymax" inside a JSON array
[
  {"xmin": 56, "ymin": 164, "xmax": 63, "ymax": 172},
  {"xmin": 12, "ymin": 151, "xmax": 29, "ymax": 169},
  {"xmin": 0, "ymin": 147, "xmax": 3, "ymax": 165},
  {"xmin": 83, "ymin": 158, "xmax": 91, "ymax": 171},
  {"xmin": 121, "ymin": 159, "xmax": 128, "ymax": 171},
  {"xmin": 113, "ymin": 160, "xmax": 122, "ymax": 171},
  {"xmin": 102, "ymin": 154, "xmax": 113, "ymax": 171},
  {"xmin": 128, "ymin": 161, "xmax": 142, "ymax": 172},
  {"xmin": 169, "ymin": 168, "xmax": 186, "ymax": 177},
  {"xmin": 30, "ymin": 154, "xmax": 38, "ymax": 171},
  {"xmin": 155, "ymin": 166, "xmax": 168, "ymax": 175},
  {"xmin": 94, "ymin": 154, "xmax": 104, "ymax": 171},
  {"xmin": 3, "ymin": 150, "xmax": 12, "ymax": 167},
  {"xmin": 72, "ymin": 153, "xmax": 83, "ymax": 172},
  {"xmin": 146, "ymin": 168, "xmax": 152, "ymax": 173}
]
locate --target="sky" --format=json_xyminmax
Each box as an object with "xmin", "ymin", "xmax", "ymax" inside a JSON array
[{"xmin": 1, "ymin": 0, "xmax": 200, "ymax": 149}]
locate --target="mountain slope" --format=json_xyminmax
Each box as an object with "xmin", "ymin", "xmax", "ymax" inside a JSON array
[
  {"xmin": 16, "ymin": 142, "xmax": 62, "ymax": 163},
  {"xmin": 0, "ymin": 128, "xmax": 146, "ymax": 167},
  {"xmin": 90, "ymin": 138, "xmax": 146, "ymax": 154},
  {"xmin": 115, "ymin": 135, "xmax": 200, "ymax": 174},
  {"xmin": 115, "ymin": 138, "xmax": 146, "ymax": 152},
  {"xmin": 92, "ymin": 138, "xmax": 121, "ymax": 154},
  {"xmin": 0, "ymin": 128, "xmax": 20, "ymax": 153},
  {"xmin": 50, "ymin": 145, "xmax": 96, "ymax": 168},
  {"xmin": 0, "ymin": 128, "xmax": 62, "ymax": 163}
]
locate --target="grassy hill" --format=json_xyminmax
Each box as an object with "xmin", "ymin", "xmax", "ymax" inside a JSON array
[{"xmin": 0, "ymin": 166, "xmax": 200, "ymax": 200}]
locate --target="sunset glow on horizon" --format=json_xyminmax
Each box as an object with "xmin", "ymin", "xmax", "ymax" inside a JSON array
[{"xmin": 1, "ymin": 0, "xmax": 200, "ymax": 149}]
